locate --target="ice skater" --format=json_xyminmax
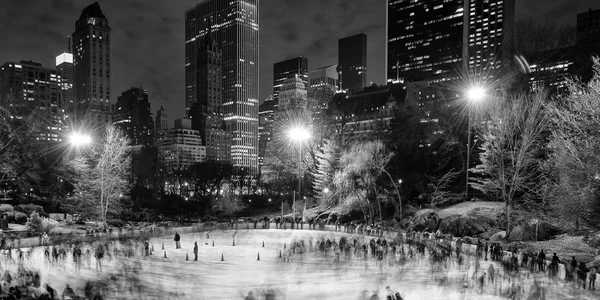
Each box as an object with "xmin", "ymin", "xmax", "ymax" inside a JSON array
[
  {"xmin": 174, "ymin": 232, "xmax": 181, "ymax": 249},
  {"xmin": 205, "ymin": 231, "xmax": 210, "ymax": 245},
  {"xmin": 193, "ymin": 242, "xmax": 198, "ymax": 261}
]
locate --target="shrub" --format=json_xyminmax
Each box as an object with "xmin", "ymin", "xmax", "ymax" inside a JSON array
[
  {"xmin": 4, "ymin": 211, "xmax": 15, "ymax": 223},
  {"xmin": 14, "ymin": 212, "xmax": 28, "ymax": 225},
  {"xmin": 16, "ymin": 204, "xmax": 44, "ymax": 215},
  {"xmin": 107, "ymin": 219, "xmax": 126, "ymax": 228},
  {"xmin": 27, "ymin": 212, "xmax": 59, "ymax": 233},
  {"xmin": 0, "ymin": 204, "xmax": 14, "ymax": 213}
]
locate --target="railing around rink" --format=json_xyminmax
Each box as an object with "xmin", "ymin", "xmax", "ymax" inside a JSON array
[{"xmin": 11, "ymin": 220, "xmax": 598, "ymax": 282}]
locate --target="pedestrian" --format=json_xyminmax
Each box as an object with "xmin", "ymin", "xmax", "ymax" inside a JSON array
[
  {"xmin": 62, "ymin": 284, "xmax": 76, "ymax": 300},
  {"xmin": 44, "ymin": 283, "xmax": 55, "ymax": 300},
  {"xmin": 244, "ymin": 291, "xmax": 255, "ymax": 300},
  {"xmin": 385, "ymin": 286, "xmax": 402, "ymax": 300},
  {"xmin": 577, "ymin": 262, "xmax": 589, "ymax": 289},
  {"xmin": 537, "ymin": 249, "xmax": 546, "ymax": 272},
  {"xmin": 484, "ymin": 242, "xmax": 489, "ymax": 260},
  {"xmin": 205, "ymin": 231, "xmax": 210, "ymax": 245},
  {"xmin": 369, "ymin": 291, "xmax": 380, "ymax": 300},
  {"xmin": 174, "ymin": 232, "xmax": 181, "ymax": 249},
  {"xmin": 567, "ymin": 256, "xmax": 577, "ymax": 281},
  {"xmin": 488, "ymin": 264, "xmax": 495, "ymax": 283},
  {"xmin": 193, "ymin": 242, "xmax": 198, "ymax": 261},
  {"xmin": 589, "ymin": 266, "xmax": 596, "ymax": 290},
  {"xmin": 550, "ymin": 253, "xmax": 560, "ymax": 277},
  {"xmin": 42, "ymin": 232, "xmax": 49, "ymax": 246}
]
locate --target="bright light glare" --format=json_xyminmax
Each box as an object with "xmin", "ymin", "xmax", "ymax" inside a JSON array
[
  {"xmin": 288, "ymin": 127, "xmax": 310, "ymax": 142},
  {"xmin": 467, "ymin": 87, "xmax": 486, "ymax": 102},
  {"xmin": 323, "ymin": 188, "xmax": 330, "ymax": 194},
  {"xmin": 69, "ymin": 132, "xmax": 92, "ymax": 147}
]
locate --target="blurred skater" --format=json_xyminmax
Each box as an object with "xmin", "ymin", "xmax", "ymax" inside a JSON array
[
  {"xmin": 205, "ymin": 231, "xmax": 210, "ymax": 245},
  {"xmin": 193, "ymin": 242, "xmax": 198, "ymax": 261},
  {"xmin": 174, "ymin": 232, "xmax": 181, "ymax": 249},
  {"xmin": 244, "ymin": 291, "xmax": 255, "ymax": 300}
]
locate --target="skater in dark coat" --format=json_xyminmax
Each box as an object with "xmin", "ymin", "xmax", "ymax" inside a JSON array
[
  {"xmin": 174, "ymin": 232, "xmax": 181, "ymax": 249},
  {"xmin": 193, "ymin": 242, "xmax": 198, "ymax": 261}
]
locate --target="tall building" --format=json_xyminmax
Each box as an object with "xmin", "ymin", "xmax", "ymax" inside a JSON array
[
  {"xmin": 278, "ymin": 74, "xmax": 308, "ymax": 111},
  {"xmin": 56, "ymin": 45, "xmax": 75, "ymax": 113},
  {"xmin": 158, "ymin": 118, "xmax": 206, "ymax": 173},
  {"xmin": 155, "ymin": 106, "xmax": 169, "ymax": 144},
  {"xmin": 273, "ymin": 56, "xmax": 308, "ymax": 106},
  {"xmin": 0, "ymin": 60, "xmax": 64, "ymax": 142},
  {"xmin": 338, "ymin": 33, "xmax": 367, "ymax": 93},
  {"xmin": 466, "ymin": 0, "xmax": 516, "ymax": 78},
  {"xmin": 185, "ymin": 0, "xmax": 259, "ymax": 173},
  {"xmin": 189, "ymin": 30, "xmax": 230, "ymax": 162},
  {"xmin": 258, "ymin": 95, "xmax": 275, "ymax": 168},
  {"xmin": 112, "ymin": 87, "xmax": 154, "ymax": 148},
  {"xmin": 387, "ymin": 0, "xmax": 515, "ymax": 83},
  {"xmin": 308, "ymin": 64, "xmax": 339, "ymax": 115},
  {"xmin": 72, "ymin": 2, "xmax": 112, "ymax": 132}
]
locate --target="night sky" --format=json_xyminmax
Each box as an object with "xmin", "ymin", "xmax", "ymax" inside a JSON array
[{"xmin": 0, "ymin": 0, "xmax": 597, "ymax": 125}]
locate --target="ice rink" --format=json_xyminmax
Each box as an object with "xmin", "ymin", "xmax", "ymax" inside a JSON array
[{"xmin": 4, "ymin": 228, "xmax": 599, "ymax": 299}]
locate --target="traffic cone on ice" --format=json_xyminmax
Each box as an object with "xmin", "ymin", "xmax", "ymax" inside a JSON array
[
  {"xmin": 262, "ymin": 241, "xmax": 265, "ymax": 247},
  {"xmin": 212, "ymin": 240, "xmax": 214, "ymax": 247},
  {"xmin": 186, "ymin": 253, "xmax": 189, "ymax": 261},
  {"xmin": 257, "ymin": 252, "xmax": 260, "ymax": 261},
  {"xmin": 164, "ymin": 251, "xmax": 167, "ymax": 258},
  {"xmin": 279, "ymin": 250, "xmax": 282, "ymax": 258},
  {"xmin": 221, "ymin": 253, "xmax": 224, "ymax": 261}
]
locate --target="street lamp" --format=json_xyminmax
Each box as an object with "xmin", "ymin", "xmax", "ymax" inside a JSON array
[
  {"xmin": 68, "ymin": 132, "xmax": 92, "ymax": 147},
  {"xmin": 288, "ymin": 126, "xmax": 310, "ymax": 223},
  {"xmin": 465, "ymin": 86, "xmax": 486, "ymax": 201}
]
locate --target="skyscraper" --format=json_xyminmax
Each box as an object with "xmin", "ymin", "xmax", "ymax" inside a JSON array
[
  {"xmin": 155, "ymin": 106, "xmax": 169, "ymax": 144},
  {"xmin": 258, "ymin": 95, "xmax": 275, "ymax": 168},
  {"xmin": 189, "ymin": 31, "xmax": 230, "ymax": 162},
  {"xmin": 56, "ymin": 40, "xmax": 75, "ymax": 113},
  {"xmin": 72, "ymin": 2, "xmax": 111, "ymax": 132},
  {"xmin": 387, "ymin": 0, "xmax": 515, "ymax": 83},
  {"xmin": 273, "ymin": 56, "xmax": 308, "ymax": 106},
  {"xmin": 186, "ymin": 0, "xmax": 259, "ymax": 173},
  {"xmin": 308, "ymin": 64, "xmax": 338, "ymax": 115},
  {"xmin": 112, "ymin": 87, "xmax": 154, "ymax": 148},
  {"xmin": 0, "ymin": 60, "xmax": 63, "ymax": 142},
  {"xmin": 338, "ymin": 33, "xmax": 367, "ymax": 93}
]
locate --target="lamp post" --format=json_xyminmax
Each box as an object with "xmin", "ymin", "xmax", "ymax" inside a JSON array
[
  {"xmin": 288, "ymin": 126, "xmax": 310, "ymax": 223},
  {"xmin": 465, "ymin": 87, "xmax": 485, "ymax": 201}
]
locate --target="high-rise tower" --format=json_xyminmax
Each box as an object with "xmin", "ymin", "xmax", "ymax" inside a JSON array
[
  {"xmin": 186, "ymin": 0, "xmax": 259, "ymax": 173},
  {"xmin": 56, "ymin": 37, "xmax": 75, "ymax": 113},
  {"xmin": 112, "ymin": 87, "xmax": 154, "ymax": 148},
  {"xmin": 387, "ymin": 0, "xmax": 515, "ymax": 84},
  {"xmin": 72, "ymin": 2, "xmax": 111, "ymax": 132},
  {"xmin": 338, "ymin": 33, "xmax": 367, "ymax": 93},
  {"xmin": 273, "ymin": 56, "xmax": 308, "ymax": 107}
]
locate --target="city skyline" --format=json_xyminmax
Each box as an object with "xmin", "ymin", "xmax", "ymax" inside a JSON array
[{"xmin": 0, "ymin": 0, "xmax": 597, "ymax": 126}]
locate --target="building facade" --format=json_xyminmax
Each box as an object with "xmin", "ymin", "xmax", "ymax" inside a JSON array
[
  {"xmin": 112, "ymin": 87, "xmax": 154, "ymax": 148},
  {"xmin": 185, "ymin": 0, "xmax": 259, "ymax": 173},
  {"xmin": 56, "ymin": 51, "xmax": 75, "ymax": 113},
  {"xmin": 338, "ymin": 33, "xmax": 367, "ymax": 93},
  {"xmin": 387, "ymin": 0, "xmax": 515, "ymax": 83},
  {"xmin": 278, "ymin": 74, "xmax": 308, "ymax": 111},
  {"xmin": 273, "ymin": 56, "xmax": 308, "ymax": 107},
  {"xmin": 308, "ymin": 64, "xmax": 339, "ymax": 116},
  {"xmin": 258, "ymin": 95, "xmax": 275, "ymax": 168},
  {"xmin": 72, "ymin": 2, "xmax": 112, "ymax": 132},
  {"xmin": 189, "ymin": 31, "xmax": 230, "ymax": 162},
  {"xmin": 0, "ymin": 60, "xmax": 64, "ymax": 142},
  {"xmin": 158, "ymin": 118, "xmax": 206, "ymax": 173},
  {"xmin": 155, "ymin": 106, "xmax": 169, "ymax": 144}
]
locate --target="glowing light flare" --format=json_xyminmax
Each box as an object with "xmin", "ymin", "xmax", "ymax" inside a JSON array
[
  {"xmin": 68, "ymin": 132, "xmax": 92, "ymax": 147},
  {"xmin": 467, "ymin": 87, "xmax": 486, "ymax": 102},
  {"xmin": 287, "ymin": 127, "xmax": 310, "ymax": 142}
]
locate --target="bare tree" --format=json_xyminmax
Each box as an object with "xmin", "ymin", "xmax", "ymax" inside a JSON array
[
  {"xmin": 470, "ymin": 91, "xmax": 550, "ymax": 235},
  {"xmin": 426, "ymin": 169, "xmax": 462, "ymax": 208},
  {"xmin": 66, "ymin": 125, "xmax": 131, "ymax": 228}
]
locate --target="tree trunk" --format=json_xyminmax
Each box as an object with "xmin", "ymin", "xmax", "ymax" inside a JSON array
[{"xmin": 506, "ymin": 200, "xmax": 511, "ymax": 239}]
